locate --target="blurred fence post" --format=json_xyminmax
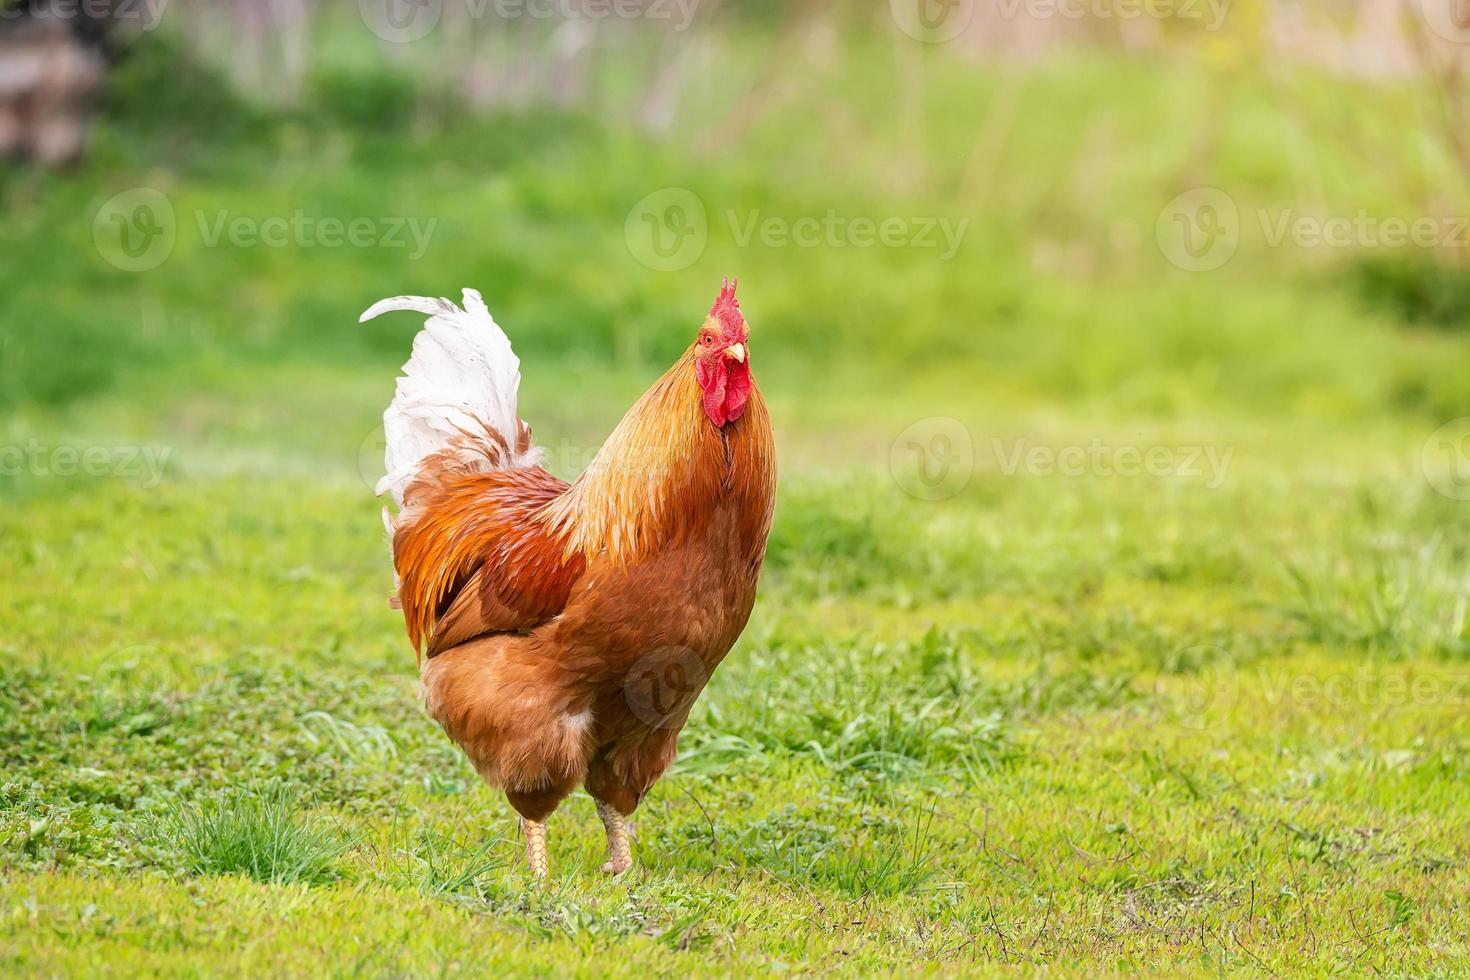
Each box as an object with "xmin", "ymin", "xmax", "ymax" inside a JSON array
[{"xmin": 0, "ymin": 0, "xmax": 114, "ymax": 166}]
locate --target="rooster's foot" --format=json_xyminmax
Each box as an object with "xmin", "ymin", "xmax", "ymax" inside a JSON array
[
  {"xmin": 522, "ymin": 818, "xmax": 549, "ymax": 880},
  {"xmin": 595, "ymin": 800, "xmax": 633, "ymax": 875}
]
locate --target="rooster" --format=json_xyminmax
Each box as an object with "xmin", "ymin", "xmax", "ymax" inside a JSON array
[{"xmin": 361, "ymin": 280, "xmax": 775, "ymax": 878}]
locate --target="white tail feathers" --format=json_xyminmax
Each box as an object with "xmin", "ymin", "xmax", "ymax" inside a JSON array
[{"xmin": 361, "ymin": 288, "xmax": 540, "ymax": 507}]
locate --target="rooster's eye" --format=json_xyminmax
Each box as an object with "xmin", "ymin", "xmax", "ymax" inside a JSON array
[{"xmin": 702, "ymin": 335, "xmax": 714, "ymax": 346}]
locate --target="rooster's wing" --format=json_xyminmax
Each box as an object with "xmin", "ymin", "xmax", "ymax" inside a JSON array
[{"xmin": 393, "ymin": 464, "xmax": 585, "ymax": 658}]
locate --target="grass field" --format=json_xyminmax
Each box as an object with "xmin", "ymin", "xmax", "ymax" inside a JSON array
[{"xmin": 4, "ymin": 21, "xmax": 1470, "ymax": 976}]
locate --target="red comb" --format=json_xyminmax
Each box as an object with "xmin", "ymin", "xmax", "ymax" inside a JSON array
[{"xmin": 710, "ymin": 277, "xmax": 744, "ymax": 335}]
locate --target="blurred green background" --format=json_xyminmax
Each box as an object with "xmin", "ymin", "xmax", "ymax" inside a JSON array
[
  {"xmin": 2, "ymin": 0, "xmax": 1468, "ymax": 452},
  {"xmin": 4, "ymin": 0, "xmax": 1470, "ymax": 973}
]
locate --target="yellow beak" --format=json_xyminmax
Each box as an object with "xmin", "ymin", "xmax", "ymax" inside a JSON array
[{"xmin": 724, "ymin": 343, "xmax": 746, "ymax": 363}]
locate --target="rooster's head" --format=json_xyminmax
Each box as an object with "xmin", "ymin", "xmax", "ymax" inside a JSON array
[{"xmin": 694, "ymin": 278, "xmax": 752, "ymax": 428}]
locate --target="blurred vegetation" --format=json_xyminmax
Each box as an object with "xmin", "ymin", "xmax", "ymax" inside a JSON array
[
  {"xmin": 1348, "ymin": 256, "xmax": 1470, "ymax": 330},
  {"xmin": 1, "ymin": 5, "xmax": 1468, "ymax": 424}
]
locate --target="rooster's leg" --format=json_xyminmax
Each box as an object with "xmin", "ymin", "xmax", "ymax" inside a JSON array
[
  {"xmin": 522, "ymin": 817, "xmax": 549, "ymax": 879},
  {"xmin": 508, "ymin": 784, "xmax": 573, "ymax": 882},
  {"xmin": 596, "ymin": 799, "xmax": 633, "ymax": 874}
]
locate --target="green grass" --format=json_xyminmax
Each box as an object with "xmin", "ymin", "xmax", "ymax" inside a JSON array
[
  {"xmin": 159, "ymin": 783, "xmax": 349, "ymax": 886},
  {"xmin": 4, "ymin": 458, "xmax": 1468, "ymax": 973},
  {"xmin": 4, "ymin": 18, "xmax": 1470, "ymax": 977}
]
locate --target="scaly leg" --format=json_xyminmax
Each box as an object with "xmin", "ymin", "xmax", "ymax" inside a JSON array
[
  {"xmin": 522, "ymin": 817, "xmax": 548, "ymax": 879},
  {"xmin": 596, "ymin": 800, "xmax": 632, "ymax": 874}
]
